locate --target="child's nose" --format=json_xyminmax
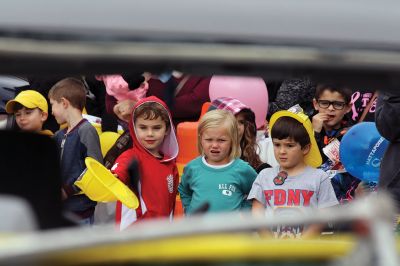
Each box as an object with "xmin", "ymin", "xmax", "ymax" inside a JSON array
[
  {"xmin": 147, "ymin": 129, "xmax": 154, "ymax": 135},
  {"xmin": 211, "ymin": 141, "xmax": 219, "ymax": 148}
]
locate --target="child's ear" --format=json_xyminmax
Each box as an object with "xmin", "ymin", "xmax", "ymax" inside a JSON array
[
  {"xmin": 312, "ymin": 98, "xmax": 319, "ymax": 111},
  {"xmin": 344, "ymin": 103, "xmax": 352, "ymax": 114},
  {"xmin": 41, "ymin": 112, "xmax": 48, "ymax": 122},
  {"xmin": 164, "ymin": 126, "xmax": 170, "ymax": 136},
  {"xmin": 60, "ymin": 97, "xmax": 69, "ymax": 108},
  {"xmin": 302, "ymin": 143, "xmax": 311, "ymax": 155}
]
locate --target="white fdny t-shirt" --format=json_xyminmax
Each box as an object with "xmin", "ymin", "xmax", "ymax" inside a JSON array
[{"xmin": 248, "ymin": 166, "xmax": 338, "ymax": 238}]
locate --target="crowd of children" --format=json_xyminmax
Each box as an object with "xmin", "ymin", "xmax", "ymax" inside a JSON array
[{"xmin": 5, "ymin": 75, "xmax": 386, "ymax": 237}]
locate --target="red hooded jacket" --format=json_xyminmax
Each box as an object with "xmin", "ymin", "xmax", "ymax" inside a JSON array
[{"xmin": 111, "ymin": 96, "xmax": 179, "ymax": 230}]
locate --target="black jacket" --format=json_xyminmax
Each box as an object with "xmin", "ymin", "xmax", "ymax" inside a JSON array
[{"xmin": 375, "ymin": 91, "xmax": 400, "ymax": 209}]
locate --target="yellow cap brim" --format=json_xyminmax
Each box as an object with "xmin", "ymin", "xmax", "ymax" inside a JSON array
[{"xmin": 5, "ymin": 100, "xmax": 34, "ymax": 114}]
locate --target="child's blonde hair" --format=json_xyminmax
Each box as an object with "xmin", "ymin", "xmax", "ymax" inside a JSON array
[{"xmin": 197, "ymin": 109, "xmax": 241, "ymax": 160}]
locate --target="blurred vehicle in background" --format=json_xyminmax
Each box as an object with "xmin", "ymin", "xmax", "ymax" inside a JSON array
[{"xmin": 0, "ymin": 75, "xmax": 28, "ymax": 129}]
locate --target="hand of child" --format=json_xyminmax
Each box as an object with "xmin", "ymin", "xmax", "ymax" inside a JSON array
[
  {"xmin": 354, "ymin": 182, "xmax": 370, "ymax": 197},
  {"xmin": 113, "ymin": 99, "xmax": 136, "ymax": 122},
  {"xmin": 312, "ymin": 113, "xmax": 329, "ymax": 133}
]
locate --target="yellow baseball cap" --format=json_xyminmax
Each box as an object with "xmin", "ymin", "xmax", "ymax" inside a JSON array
[
  {"xmin": 5, "ymin": 90, "xmax": 48, "ymax": 114},
  {"xmin": 269, "ymin": 105, "xmax": 322, "ymax": 168}
]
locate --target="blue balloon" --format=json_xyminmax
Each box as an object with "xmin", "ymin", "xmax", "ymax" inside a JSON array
[{"xmin": 339, "ymin": 122, "xmax": 389, "ymax": 183}]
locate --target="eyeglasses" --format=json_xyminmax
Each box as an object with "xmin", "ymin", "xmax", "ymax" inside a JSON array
[{"xmin": 317, "ymin": 100, "xmax": 346, "ymax": 110}]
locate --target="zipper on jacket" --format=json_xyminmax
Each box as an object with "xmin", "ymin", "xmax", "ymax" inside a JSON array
[{"xmin": 60, "ymin": 133, "xmax": 68, "ymax": 161}]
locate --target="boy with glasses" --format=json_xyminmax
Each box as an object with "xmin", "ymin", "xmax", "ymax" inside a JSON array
[
  {"xmin": 312, "ymin": 85, "xmax": 352, "ymax": 143},
  {"xmin": 312, "ymin": 84, "xmax": 360, "ymax": 204}
]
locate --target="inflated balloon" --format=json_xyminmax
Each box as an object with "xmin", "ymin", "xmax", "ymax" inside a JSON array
[
  {"xmin": 340, "ymin": 122, "xmax": 389, "ymax": 183},
  {"xmin": 209, "ymin": 76, "xmax": 268, "ymax": 129}
]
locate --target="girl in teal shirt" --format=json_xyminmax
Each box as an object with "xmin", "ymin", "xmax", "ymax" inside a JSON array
[{"xmin": 178, "ymin": 109, "xmax": 257, "ymax": 214}]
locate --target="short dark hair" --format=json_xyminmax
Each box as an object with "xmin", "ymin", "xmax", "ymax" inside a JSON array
[
  {"xmin": 12, "ymin": 102, "xmax": 25, "ymax": 112},
  {"xmin": 315, "ymin": 84, "xmax": 352, "ymax": 104},
  {"xmin": 48, "ymin": 78, "xmax": 86, "ymax": 111},
  {"xmin": 271, "ymin": 116, "xmax": 310, "ymax": 148},
  {"xmin": 134, "ymin": 102, "xmax": 170, "ymax": 130}
]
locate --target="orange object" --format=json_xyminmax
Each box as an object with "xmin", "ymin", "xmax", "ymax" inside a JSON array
[
  {"xmin": 174, "ymin": 195, "xmax": 184, "ymax": 217},
  {"xmin": 200, "ymin": 102, "xmax": 211, "ymax": 117},
  {"xmin": 174, "ymin": 102, "xmax": 210, "ymax": 218},
  {"xmin": 176, "ymin": 121, "xmax": 200, "ymax": 165},
  {"xmin": 176, "ymin": 102, "xmax": 210, "ymax": 165}
]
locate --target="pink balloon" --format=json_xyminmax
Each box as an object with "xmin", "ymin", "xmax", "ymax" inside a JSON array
[{"xmin": 209, "ymin": 76, "xmax": 268, "ymax": 129}]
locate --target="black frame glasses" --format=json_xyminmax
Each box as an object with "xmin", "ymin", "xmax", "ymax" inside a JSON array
[{"xmin": 317, "ymin": 100, "xmax": 346, "ymax": 110}]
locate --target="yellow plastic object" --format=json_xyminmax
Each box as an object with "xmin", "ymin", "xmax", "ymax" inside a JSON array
[
  {"xmin": 92, "ymin": 122, "xmax": 102, "ymax": 135},
  {"xmin": 90, "ymin": 123, "xmax": 124, "ymax": 136},
  {"xmin": 44, "ymin": 234, "xmax": 357, "ymax": 265},
  {"xmin": 99, "ymin": 131, "xmax": 120, "ymax": 157},
  {"xmin": 74, "ymin": 157, "xmax": 139, "ymax": 209}
]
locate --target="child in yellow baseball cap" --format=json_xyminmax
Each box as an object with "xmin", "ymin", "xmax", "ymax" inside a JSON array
[{"xmin": 5, "ymin": 90, "xmax": 53, "ymax": 136}]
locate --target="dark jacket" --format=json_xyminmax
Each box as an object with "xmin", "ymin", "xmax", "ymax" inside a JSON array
[
  {"xmin": 53, "ymin": 119, "xmax": 103, "ymax": 217},
  {"xmin": 347, "ymin": 90, "xmax": 376, "ymax": 125},
  {"xmin": 314, "ymin": 122, "xmax": 360, "ymax": 203},
  {"xmin": 268, "ymin": 77, "xmax": 316, "ymax": 118},
  {"xmin": 375, "ymin": 91, "xmax": 400, "ymax": 209},
  {"xmin": 147, "ymin": 75, "xmax": 211, "ymax": 126}
]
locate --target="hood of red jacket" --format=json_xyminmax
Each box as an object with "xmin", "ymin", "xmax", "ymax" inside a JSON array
[{"xmin": 128, "ymin": 96, "xmax": 178, "ymax": 162}]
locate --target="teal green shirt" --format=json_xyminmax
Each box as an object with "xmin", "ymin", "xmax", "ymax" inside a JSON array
[{"xmin": 178, "ymin": 157, "xmax": 257, "ymax": 214}]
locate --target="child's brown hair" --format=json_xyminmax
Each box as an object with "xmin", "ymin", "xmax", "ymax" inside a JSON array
[
  {"xmin": 271, "ymin": 116, "xmax": 310, "ymax": 148},
  {"xmin": 315, "ymin": 84, "xmax": 352, "ymax": 104},
  {"xmin": 48, "ymin": 78, "xmax": 86, "ymax": 111},
  {"xmin": 238, "ymin": 109, "xmax": 262, "ymax": 169},
  {"xmin": 134, "ymin": 102, "xmax": 170, "ymax": 131}
]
